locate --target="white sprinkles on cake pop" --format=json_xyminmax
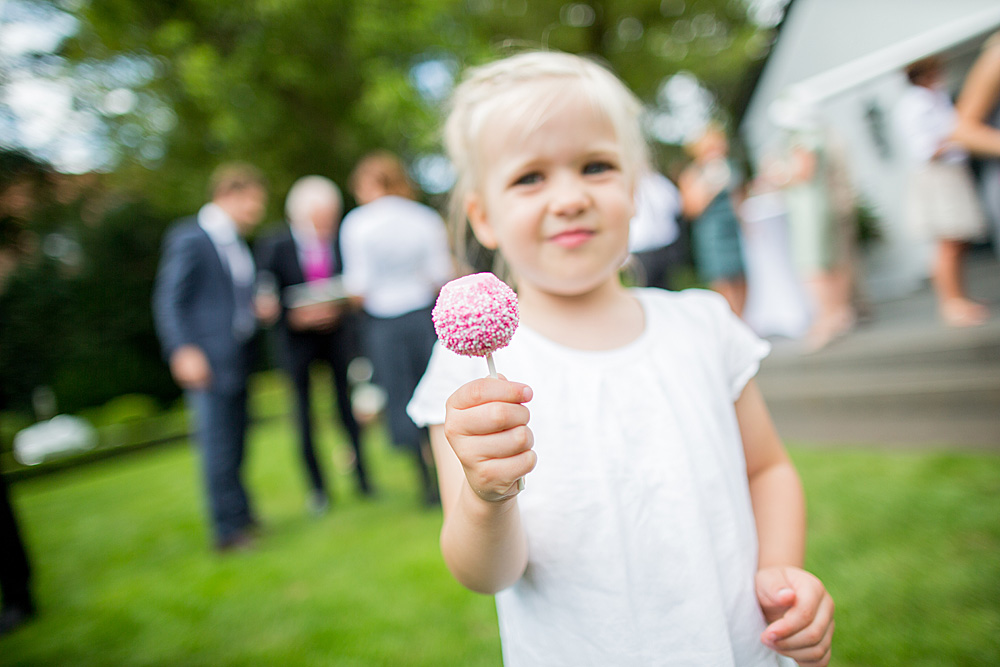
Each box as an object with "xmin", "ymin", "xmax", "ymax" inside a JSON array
[{"xmin": 432, "ymin": 273, "xmax": 519, "ymax": 359}]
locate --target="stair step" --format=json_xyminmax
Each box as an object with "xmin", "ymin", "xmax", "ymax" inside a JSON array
[{"xmin": 757, "ymin": 365, "xmax": 1000, "ymax": 401}]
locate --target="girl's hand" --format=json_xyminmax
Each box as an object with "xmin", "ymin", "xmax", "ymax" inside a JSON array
[
  {"xmin": 443, "ymin": 376, "xmax": 535, "ymax": 503},
  {"xmin": 756, "ymin": 566, "xmax": 834, "ymax": 667}
]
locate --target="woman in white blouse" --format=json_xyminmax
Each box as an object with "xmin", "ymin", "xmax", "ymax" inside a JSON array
[{"xmin": 340, "ymin": 151, "xmax": 454, "ymax": 504}]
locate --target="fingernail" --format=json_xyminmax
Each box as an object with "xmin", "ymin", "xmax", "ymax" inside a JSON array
[{"xmin": 521, "ymin": 386, "xmax": 533, "ymax": 401}]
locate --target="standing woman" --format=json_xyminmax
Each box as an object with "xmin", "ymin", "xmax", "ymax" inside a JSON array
[
  {"xmin": 340, "ymin": 152, "xmax": 453, "ymax": 505},
  {"xmin": 954, "ymin": 31, "xmax": 1000, "ymax": 258},
  {"xmin": 255, "ymin": 176, "xmax": 372, "ymax": 515},
  {"xmin": 767, "ymin": 101, "xmax": 858, "ymax": 350},
  {"xmin": 679, "ymin": 124, "xmax": 748, "ymax": 317},
  {"xmin": 895, "ymin": 56, "xmax": 988, "ymax": 327}
]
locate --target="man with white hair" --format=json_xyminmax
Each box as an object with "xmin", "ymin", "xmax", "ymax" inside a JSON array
[{"xmin": 256, "ymin": 175, "xmax": 373, "ymax": 515}]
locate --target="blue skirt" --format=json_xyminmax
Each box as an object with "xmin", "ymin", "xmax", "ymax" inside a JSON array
[{"xmin": 692, "ymin": 193, "xmax": 745, "ymax": 282}]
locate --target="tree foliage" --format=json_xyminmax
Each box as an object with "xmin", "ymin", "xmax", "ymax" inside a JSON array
[
  {"xmin": 62, "ymin": 0, "xmax": 767, "ymax": 215},
  {"xmin": 1, "ymin": 1, "xmax": 773, "ymax": 417}
]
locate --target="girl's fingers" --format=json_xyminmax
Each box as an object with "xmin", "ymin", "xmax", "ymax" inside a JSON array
[
  {"xmin": 447, "ymin": 377, "xmax": 532, "ymax": 412},
  {"xmin": 446, "ymin": 397, "xmax": 531, "ymax": 439},
  {"xmin": 466, "ymin": 449, "xmax": 538, "ymax": 499},
  {"xmin": 770, "ymin": 591, "xmax": 834, "ymax": 650},
  {"xmin": 773, "ymin": 618, "xmax": 834, "ymax": 667},
  {"xmin": 455, "ymin": 424, "xmax": 533, "ymax": 461}
]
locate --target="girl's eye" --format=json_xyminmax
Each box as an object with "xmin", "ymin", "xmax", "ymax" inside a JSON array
[
  {"xmin": 513, "ymin": 172, "xmax": 543, "ymax": 186},
  {"xmin": 583, "ymin": 161, "xmax": 615, "ymax": 175}
]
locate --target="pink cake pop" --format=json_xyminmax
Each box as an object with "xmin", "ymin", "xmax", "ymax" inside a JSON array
[
  {"xmin": 433, "ymin": 272, "xmax": 518, "ymax": 378},
  {"xmin": 433, "ymin": 272, "xmax": 523, "ymax": 491}
]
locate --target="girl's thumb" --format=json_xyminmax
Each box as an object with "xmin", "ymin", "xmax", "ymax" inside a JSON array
[{"xmin": 757, "ymin": 568, "xmax": 796, "ymax": 612}]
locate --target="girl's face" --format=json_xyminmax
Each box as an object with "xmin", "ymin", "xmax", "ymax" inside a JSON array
[{"xmin": 465, "ymin": 92, "xmax": 635, "ymax": 300}]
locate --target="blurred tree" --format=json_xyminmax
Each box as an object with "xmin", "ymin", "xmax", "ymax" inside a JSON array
[
  {"xmin": 0, "ymin": 1, "xmax": 777, "ymax": 417},
  {"xmin": 58, "ymin": 0, "xmax": 769, "ymax": 214},
  {"xmin": 55, "ymin": 200, "xmax": 177, "ymax": 411},
  {"xmin": 0, "ymin": 150, "xmax": 176, "ymax": 415}
]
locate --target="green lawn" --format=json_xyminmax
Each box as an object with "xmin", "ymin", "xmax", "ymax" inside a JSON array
[{"xmin": 1, "ymin": 394, "xmax": 998, "ymax": 665}]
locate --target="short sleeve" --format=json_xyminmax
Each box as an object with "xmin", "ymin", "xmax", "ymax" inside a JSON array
[
  {"xmin": 691, "ymin": 290, "xmax": 771, "ymax": 400},
  {"xmin": 720, "ymin": 300, "xmax": 771, "ymax": 401},
  {"xmin": 407, "ymin": 342, "xmax": 484, "ymax": 427}
]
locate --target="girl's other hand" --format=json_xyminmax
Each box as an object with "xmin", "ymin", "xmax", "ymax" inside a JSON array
[
  {"xmin": 756, "ymin": 565, "xmax": 834, "ymax": 667},
  {"xmin": 443, "ymin": 376, "xmax": 535, "ymax": 503}
]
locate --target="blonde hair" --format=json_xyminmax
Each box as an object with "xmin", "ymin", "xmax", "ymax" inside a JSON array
[
  {"xmin": 285, "ymin": 175, "xmax": 342, "ymax": 232},
  {"xmin": 349, "ymin": 150, "xmax": 416, "ymax": 201},
  {"xmin": 443, "ymin": 50, "xmax": 649, "ymax": 274}
]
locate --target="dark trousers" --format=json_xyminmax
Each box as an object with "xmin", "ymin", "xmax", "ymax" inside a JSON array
[
  {"xmin": 364, "ymin": 307, "xmax": 438, "ymax": 502},
  {"xmin": 186, "ymin": 389, "xmax": 254, "ymax": 543},
  {"xmin": 364, "ymin": 307, "xmax": 436, "ymax": 450},
  {"xmin": 284, "ymin": 327, "xmax": 368, "ymax": 495},
  {"xmin": 0, "ymin": 473, "xmax": 32, "ymax": 612},
  {"xmin": 632, "ymin": 240, "xmax": 686, "ymax": 291}
]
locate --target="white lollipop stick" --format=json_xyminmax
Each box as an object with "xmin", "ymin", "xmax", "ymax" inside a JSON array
[
  {"xmin": 481, "ymin": 315, "xmax": 524, "ymax": 491},
  {"xmin": 484, "ymin": 352, "xmax": 524, "ymax": 491}
]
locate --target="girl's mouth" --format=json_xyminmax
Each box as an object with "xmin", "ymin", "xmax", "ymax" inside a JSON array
[{"xmin": 550, "ymin": 229, "xmax": 594, "ymax": 248}]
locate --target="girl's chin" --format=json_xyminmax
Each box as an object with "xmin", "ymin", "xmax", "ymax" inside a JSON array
[{"xmin": 520, "ymin": 272, "xmax": 623, "ymax": 300}]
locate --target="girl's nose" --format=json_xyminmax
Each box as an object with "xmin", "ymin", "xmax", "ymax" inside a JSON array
[{"xmin": 549, "ymin": 174, "xmax": 588, "ymax": 217}]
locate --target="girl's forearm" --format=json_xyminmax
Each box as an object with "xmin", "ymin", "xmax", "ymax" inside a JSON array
[
  {"xmin": 749, "ymin": 460, "xmax": 806, "ymax": 569},
  {"xmin": 440, "ymin": 482, "xmax": 529, "ymax": 594}
]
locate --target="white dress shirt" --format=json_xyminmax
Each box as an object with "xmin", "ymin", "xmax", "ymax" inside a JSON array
[{"xmin": 198, "ymin": 202, "xmax": 255, "ymax": 287}]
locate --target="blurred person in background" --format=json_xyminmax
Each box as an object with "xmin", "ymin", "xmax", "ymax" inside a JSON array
[
  {"xmin": 679, "ymin": 124, "xmax": 748, "ymax": 316},
  {"xmin": 627, "ymin": 170, "xmax": 684, "ymax": 290},
  {"xmin": 766, "ymin": 100, "xmax": 858, "ymax": 351},
  {"xmin": 152, "ymin": 163, "xmax": 268, "ymax": 551},
  {"xmin": 895, "ymin": 56, "xmax": 989, "ymax": 327},
  {"xmin": 255, "ymin": 176, "xmax": 372, "ymax": 516},
  {"xmin": 955, "ymin": 31, "xmax": 1000, "ymax": 259},
  {"xmin": 340, "ymin": 152, "xmax": 453, "ymax": 506},
  {"xmin": 0, "ymin": 471, "xmax": 35, "ymax": 635}
]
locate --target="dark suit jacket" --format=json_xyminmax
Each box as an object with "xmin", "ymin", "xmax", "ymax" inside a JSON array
[
  {"xmin": 152, "ymin": 216, "xmax": 255, "ymax": 395},
  {"xmin": 255, "ymin": 226, "xmax": 360, "ymax": 373}
]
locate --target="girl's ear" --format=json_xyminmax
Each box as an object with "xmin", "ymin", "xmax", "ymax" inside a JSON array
[{"xmin": 465, "ymin": 193, "xmax": 499, "ymax": 250}]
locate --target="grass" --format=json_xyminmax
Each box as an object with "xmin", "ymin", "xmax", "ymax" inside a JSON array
[
  {"xmin": 792, "ymin": 447, "xmax": 1000, "ymax": 666},
  {"xmin": 1, "ymin": 388, "xmax": 998, "ymax": 665}
]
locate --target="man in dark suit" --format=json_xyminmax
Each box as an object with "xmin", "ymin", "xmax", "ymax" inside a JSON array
[
  {"xmin": 256, "ymin": 176, "xmax": 371, "ymax": 515},
  {"xmin": 152, "ymin": 163, "xmax": 267, "ymax": 552}
]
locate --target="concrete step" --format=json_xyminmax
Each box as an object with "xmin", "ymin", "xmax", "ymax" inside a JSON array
[
  {"xmin": 766, "ymin": 399, "xmax": 1000, "ymax": 449},
  {"xmin": 764, "ymin": 319, "xmax": 1000, "ymax": 372},
  {"xmin": 753, "ymin": 251, "xmax": 1000, "ymax": 449},
  {"xmin": 757, "ymin": 364, "xmax": 1000, "ymax": 402},
  {"xmin": 758, "ymin": 364, "xmax": 1000, "ymax": 449}
]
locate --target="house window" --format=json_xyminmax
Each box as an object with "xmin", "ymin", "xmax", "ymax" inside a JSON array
[{"xmin": 865, "ymin": 100, "xmax": 892, "ymax": 160}]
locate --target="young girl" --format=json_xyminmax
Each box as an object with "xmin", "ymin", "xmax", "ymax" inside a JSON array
[{"xmin": 407, "ymin": 51, "xmax": 834, "ymax": 666}]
